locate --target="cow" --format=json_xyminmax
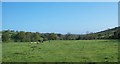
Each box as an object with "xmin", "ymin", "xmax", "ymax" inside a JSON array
[{"xmin": 30, "ymin": 42, "xmax": 38, "ymax": 44}]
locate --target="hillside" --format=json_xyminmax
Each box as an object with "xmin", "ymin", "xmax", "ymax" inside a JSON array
[
  {"xmin": 86, "ymin": 26, "xmax": 120, "ymax": 39},
  {"xmin": 2, "ymin": 27, "xmax": 120, "ymax": 42}
]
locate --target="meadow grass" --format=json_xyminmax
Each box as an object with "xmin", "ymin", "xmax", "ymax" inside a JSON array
[
  {"xmin": 2, "ymin": 40, "xmax": 118, "ymax": 62},
  {"xmin": 0, "ymin": 42, "xmax": 2, "ymax": 62}
]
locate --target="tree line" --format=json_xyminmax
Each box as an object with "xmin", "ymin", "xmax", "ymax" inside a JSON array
[{"xmin": 2, "ymin": 27, "xmax": 120, "ymax": 42}]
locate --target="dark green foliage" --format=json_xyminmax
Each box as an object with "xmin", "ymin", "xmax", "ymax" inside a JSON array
[
  {"xmin": 25, "ymin": 32, "xmax": 32, "ymax": 42},
  {"xmin": 43, "ymin": 38, "xmax": 48, "ymax": 41},
  {"xmin": 2, "ymin": 31, "xmax": 10, "ymax": 42},
  {"xmin": 113, "ymin": 27, "xmax": 120, "ymax": 39},
  {"xmin": 49, "ymin": 33, "xmax": 57, "ymax": 40},
  {"xmin": 2, "ymin": 27, "xmax": 120, "ymax": 42},
  {"xmin": 15, "ymin": 31, "xmax": 26, "ymax": 42},
  {"xmin": 65, "ymin": 32, "xmax": 71, "ymax": 40},
  {"xmin": 82, "ymin": 27, "xmax": 120, "ymax": 40},
  {"xmin": 2, "ymin": 31, "xmax": 42, "ymax": 42},
  {"xmin": 33, "ymin": 32, "xmax": 41, "ymax": 42}
]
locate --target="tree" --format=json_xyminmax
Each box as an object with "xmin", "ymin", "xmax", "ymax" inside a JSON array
[
  {"xmin": 113, "ymin": 30, "xmax": 120, "ymax": 39},
  {"xmin": 65, "ymin": 32, "xmax": 71, "ymax": 40},
  {"xmin": 76, "ymin": 35, "xmax": 81, "ymax": 40},
  {"xmin": 2, "ymin": 32, "xmax": 10, "ymax": 42},
  {"xmin": 57, "ymin": 34, "xmax": 62, "ymax": 40},
  {"xmin": 15, "ymin": 31, "xmax": 26, "ymax": 42},
  {"xmin": 33, "ymin": 32, "xmax": 41, "ymax": 42},
  {"xmin": 11, "ymin": 33, "xmax": 16, "ymax": 42},
  {"xmin": 25, "ymin": 32, "xmax": 32, "ymax": 42},
  {"xmin": 49, "ymin": 33, "xmax": 57, "ymax": 40}
]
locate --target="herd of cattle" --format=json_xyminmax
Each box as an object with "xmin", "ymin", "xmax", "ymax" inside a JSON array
[
  {"xmin": 30, "ymin": 40, "xmax": 50, "ymax": 44},
  {"xmin": 30, "ymin": 40, "xmax": 51, "ymax": 51}
]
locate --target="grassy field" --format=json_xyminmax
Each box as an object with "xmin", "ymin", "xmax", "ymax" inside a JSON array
[
  {"xmin": 2, "ymin": 40, "xmax": 118, "ymax": 62},
  {"xmin": 0, "ymin": 42, "xmax": 2, "ymax": 62}
]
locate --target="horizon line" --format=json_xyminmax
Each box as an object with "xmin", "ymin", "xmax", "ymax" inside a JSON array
[{"xmin": 2, "ymin": 26, "xmax": 118, "ymax": 34}]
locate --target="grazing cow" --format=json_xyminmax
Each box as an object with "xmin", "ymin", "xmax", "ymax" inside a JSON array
[
  {"xmin": 30, "ymin": 38, "xmax": 44, "ymax": 44},
  {"xmin": 30, "ymin": 42, "xmax": 38, "ymax": 44},
  {"xmin": 30, "ymin": 42, "xmax": 33, "ymax": 44},
  {"xmin": 34, "ymin": 42, "xmax": 37, "ymax": 44}
]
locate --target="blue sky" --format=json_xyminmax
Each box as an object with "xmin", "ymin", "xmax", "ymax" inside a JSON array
[
  {"xmin": 3, "ymin": 2, "xmax": 118, "ymax": 34},
  {"xmin": 0, "ymin": 2, "xmax": 2, "ymax": 31}
]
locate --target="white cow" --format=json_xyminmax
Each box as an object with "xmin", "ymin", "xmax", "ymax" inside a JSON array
[
  {"xmin": 34, "ymin": 42, "xmax": 37, "ymax": 44},
  {"xmin": 30, "ymin": 42, "xmax": 33, "ymax": 44},
  {"xmin": 30, "ymin": 42, "xmax": 39, "ymax": 44}
]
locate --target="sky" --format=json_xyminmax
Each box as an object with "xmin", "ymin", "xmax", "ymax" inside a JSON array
[
  {"xmin": 2, "ymin": 2, "xmax": 118, "ymax": 34},
  {"xmin": 0, "ymin": 2, "xmax": 2, "ymax": 31},
  {"xmin": 2, "ymin": 0, "xmax": 119, "ymax": 2}
]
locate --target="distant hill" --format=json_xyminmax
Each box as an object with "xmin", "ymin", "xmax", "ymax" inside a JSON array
[
  {"xmin": 2, "ymin": 27, "xmax": 120, "ymax": 42},
  {"xmin": 86, "ymin": 26, "xmax": 120, "ymax": 39}
]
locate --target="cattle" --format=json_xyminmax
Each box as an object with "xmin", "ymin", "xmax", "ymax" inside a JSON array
[
  {"xmin": 30, "ymin": 42, "xmax": 33, "ymax": 44},
  {"xmin": 30, "ymin": 42, "xmax": 39, "ymax": 44},
  {"xmin": 30, "ymin": 38, "xmax": 47, "ymax": 44}
]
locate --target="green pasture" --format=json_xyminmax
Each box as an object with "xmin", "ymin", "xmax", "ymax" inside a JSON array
[{"xmin": 2, "ymin": 40, "xmax": 118, "ymax": 62}]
